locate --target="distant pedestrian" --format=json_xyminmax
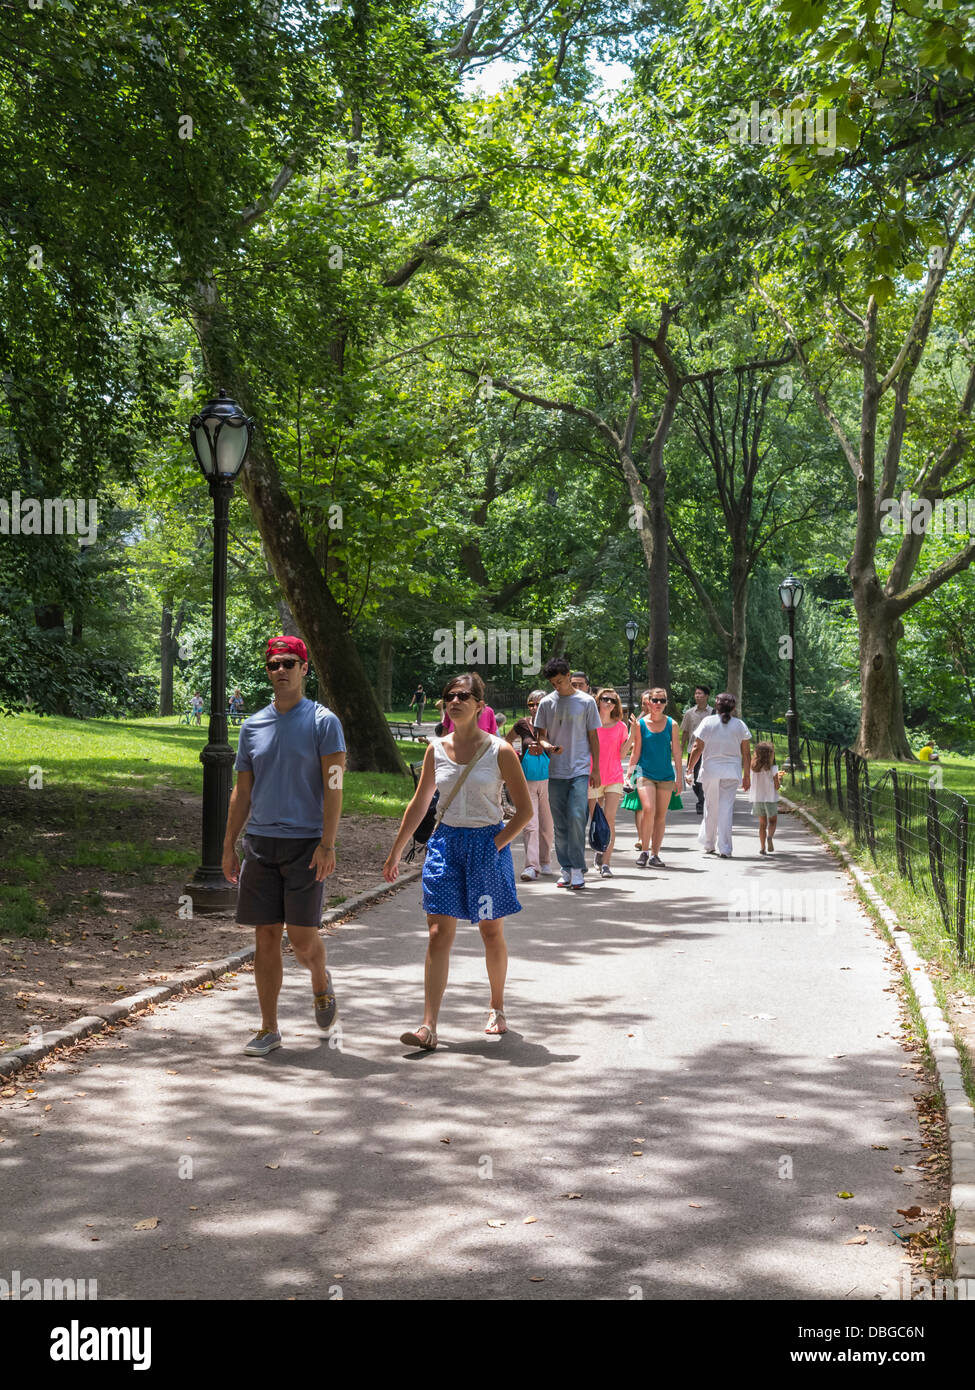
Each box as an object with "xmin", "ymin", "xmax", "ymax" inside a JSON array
[
  {"xmin": 533, "ymin": 657, "xmax": 601, "ymax": 889},
  {"xmin": 628, "ymin": 687, "xmax": 682, "ymax": 868},
  {"xmin": 223, "ymin": 636, "xmax": 346, "ymax": 1057},
  {"xmin": 750, "ymin": 742, "xmax": 782, "ymax": 854},
  {"xmin": 570, "ymin": 671, "xmax": 591, "ymax": 694},
  {"xmin": 686, "ymin": 693, "xmax": 751, "ymax": 859},
  {"xmin": 680, "ymin": 685, "xmax": 713, "ymax": 815},
  {"xmin": 410, "ymin": 684, "xmax": 427, "ymax": 724},
  {"xmin": 589, "ymin": 689, "xmax": 628, "ymax": 877},
  {"xmin": 191, "ymin": 691, "xmax": 204, "ymax": 726},
  {"xmin": 383, "ymin": 672, "xmax": 532, "ymax": 1048},
  {"xmin": 229, "ymin": 687, "xmax": 244, "ymax": 726},
  {"xmin": 505, "ymin": 690, "xmax": 559, "ymax": 881}
]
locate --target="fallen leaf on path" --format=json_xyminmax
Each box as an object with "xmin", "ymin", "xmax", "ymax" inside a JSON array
[
  {"xmin": 688, "ymin": 1203, "xmax": 702, "ymax": 1209},
  {"xmin": 893, "ymin": 1166, "xmax": 904, "ymax": 1173},
  {"xmin": 872, "ymin": 1145, "xmax": 888, "ymax": 1150},
  {"xmin": 166, "ymin": 1070, "xmax": 178, "ymax": 1076},
  {"xmin": 845, "ymin": 1236, "xmax": 867, "ymax": 1245},
  {"xmin": 265, "ymin": 1162, "xmax": 279, "ymax": 1170},
  {"xmin": 133, "ymin": 1218, "xmax": 159, "ymax": 1230},
  {"xmin": 837, "ymin": 1192, "xmax": 854, "ymax": 1199},
  {"xmin": 486, "ymin": 1219, "xmax": 506, "ymax": 1228},
  {"xmin": 0, "ymin": 1088, "xmax": 16, "ymax": 1098},
  {"xmin": 897, "ymin": 1206, "xmax": 923, "ymax": 1220},
  {"xmin": 313, "ymin": 1130, "xmax": 321, "ymax": 1135},
  {"xmin": 523, "ymin": 1217, "xmax": 538, "ymax": 1224},
  {"xmin": 631, "ymin": 1151, "xmax": 643, "ymax": 1157},
  {"xmin": 440, "ymin": 1138, "xmax": 451, "ymax": 1145},
  {"xmin": 857, "ymin": 1225, "xmax": 878, "ymax": 1233},
  {"xmin": 561, "ymin": 1192, "xmax": 582, "ymax": 1199},
  {"xmin": 528, "ymin": 1276, "xmax": 544, "ymax": 1282}
]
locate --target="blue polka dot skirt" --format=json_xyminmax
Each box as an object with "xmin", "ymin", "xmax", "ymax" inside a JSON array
[{"xmin": 422, "ymin": 821, "xmax": 522, "ymax": 925}]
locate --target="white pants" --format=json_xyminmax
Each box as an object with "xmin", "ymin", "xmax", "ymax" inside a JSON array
[
  {"xmin": 698, "ymin": 776, "xmax": 740, "ymax": 856},
  {"xmin": 522, "ymin": 779, "xmax": 554, "ymax": 870}
]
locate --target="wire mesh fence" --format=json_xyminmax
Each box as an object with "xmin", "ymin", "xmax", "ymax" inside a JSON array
[{"xmin": 753, "ymin": 730, "xmax": 975, "ymax": 967}]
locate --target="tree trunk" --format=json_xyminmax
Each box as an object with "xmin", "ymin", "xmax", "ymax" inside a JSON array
[
  {"xmin": 853, "ymin": 584, "xmax": 913, "ymax": 759},
  {"xmin": 160, "ymin": 606, "xmax": 175, "ymax": 716},
  {"xmin": 192, "ymin": 298, "xmax": 405, "ymax": 773},
  {"xmin": 647, "ymin": 458, "xmax": 669, "ymax": 693},
  {"xmin": 377, "ymin": 635, "xmax": 393, "ymax": 712}
]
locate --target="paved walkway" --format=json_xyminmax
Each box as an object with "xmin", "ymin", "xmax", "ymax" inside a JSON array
[{"xmin": 0, "ymin": 795, "xmax": 928, "ymax": 1300}]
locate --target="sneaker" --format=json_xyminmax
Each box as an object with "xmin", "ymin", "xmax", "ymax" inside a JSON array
[
  {"xmin": 636, "ymin": 851, "xmax": 649, "ymax": 868},
  {"xmin": 539, "ymin": 864, "xmax": 555, "ymax": 875},
  {"xmin": 595, "ymin": 851, "xmax": 604, "ymax": 868},
  {"xmin": 556, "ymin": 872, "xmax": 570, "ymax": 887},
  {"xmin": 244, "ymin": 1028, "xmax": 282, "ymax": 1057},
  {"xmin": 520, "ymin": 866, "xmax": 538, "ymax": 881},
  {"xmin": 648, "ymin": 855, "xmax": 665, "ymax": 868},
  {"xmin": 600, "ymin": 864, "xmax": 613, "ymax": 878},
  {"xmin": 569, "ymin": 870, "xmax": 586, "ymax": 890},
  {"xmin": 314, "ymin": 971, "xmax": 338, "ymax": 1032}
]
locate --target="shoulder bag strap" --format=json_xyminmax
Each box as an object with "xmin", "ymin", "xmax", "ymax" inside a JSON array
[{"xmin": 434, "ymin": 736, "xmax": 493, "ymax": 827}]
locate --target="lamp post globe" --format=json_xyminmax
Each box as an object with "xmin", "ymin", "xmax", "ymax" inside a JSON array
[
  {"xmin": 778, "ymin": 574, "xmax": 805, "ymax": 776},
  {"xmin": 624, "ymin": 619, "xmax": 638, "ymax": 723},
  {"xmin": 184, "ymin": 389, "xmax": 255, "ymax": 913}
]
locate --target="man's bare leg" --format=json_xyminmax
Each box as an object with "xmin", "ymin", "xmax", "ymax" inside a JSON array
[
  {"xmin": 254, "ymin": 922, "xmax": 285, "ymax": 1031},
  {"xmin": 286, "ymin": 923, "xmax": 329, "ymax": 995}
]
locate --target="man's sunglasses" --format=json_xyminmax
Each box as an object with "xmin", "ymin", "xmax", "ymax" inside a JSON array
[{"xmin": 266, "ymin": 658, "xmax": 300, "ymax": 671}]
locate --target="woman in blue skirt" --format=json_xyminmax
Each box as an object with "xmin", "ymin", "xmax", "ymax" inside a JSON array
[{"xmin": 383, "ymin": 672, "xmax": 533, "ymax": 1049}]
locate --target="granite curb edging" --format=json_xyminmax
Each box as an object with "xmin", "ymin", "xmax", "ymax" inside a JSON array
[
  {"xmin": 782, "ymin": 793, "xmax": 975, "ymax": 1287},
  {"xmin": 0, "ymin": 866, "xmax": 423, "ymax": 1080}
]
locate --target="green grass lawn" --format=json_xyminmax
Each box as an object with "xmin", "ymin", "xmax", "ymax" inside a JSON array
[
  {"xmin": 869, "ymin": 753, "xmax": 975, "ymax": 800},
  {"xmin": 0, "ymin": 713, "xmax": 417, "ymax": 817}
]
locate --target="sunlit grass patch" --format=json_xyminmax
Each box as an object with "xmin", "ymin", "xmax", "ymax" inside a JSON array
[{"xmin": 0, "ymin": 885, "xmax": 50, "ymax": 939}]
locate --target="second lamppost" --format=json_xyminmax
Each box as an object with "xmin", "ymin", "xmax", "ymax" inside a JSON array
[
  {"xmin": 778, "ymin": 573, "xmax": 805, "ymax": 777},
  {"xmin": 183, "ymin": 389, "xmax": 255, "ymax": 913},
  {"xmin": 625, "ymin": 618, "xmax": 638, "ymax": 721}
]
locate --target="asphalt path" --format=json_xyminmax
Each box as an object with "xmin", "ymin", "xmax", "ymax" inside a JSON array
[{"xmin": 0, "ymin": 794, "xmax": 927, "ymax": 1301}]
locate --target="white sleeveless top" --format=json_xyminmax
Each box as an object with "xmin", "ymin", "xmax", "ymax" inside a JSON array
[{"xmin": 433, "ymin": 735, "xmax": 505, "ymax": 828}]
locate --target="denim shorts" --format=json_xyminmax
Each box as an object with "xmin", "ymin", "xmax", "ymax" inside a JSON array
[{"xmin": 235, "ymin": 834, "xmax": 325, "ymax": 928}]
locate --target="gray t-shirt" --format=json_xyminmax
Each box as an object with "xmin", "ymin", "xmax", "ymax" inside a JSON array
[
  {"xmin": 234, "ymin": 698, "xmax": 346, "ymax": 837},
  {"xmin": 534, "ymin": 690, "xmax": 600, "ymax": 779}
]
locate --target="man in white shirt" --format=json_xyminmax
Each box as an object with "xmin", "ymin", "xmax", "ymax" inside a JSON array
[{"xmin": 680, "ymin": 685, "xmax": 713, "ymax": 815}]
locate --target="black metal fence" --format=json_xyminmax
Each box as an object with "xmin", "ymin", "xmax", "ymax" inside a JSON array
[{"xmin": 754, "ymin": 731, "xmax": 975, "ymax": 966}]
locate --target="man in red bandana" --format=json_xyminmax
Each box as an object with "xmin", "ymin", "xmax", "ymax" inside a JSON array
[{"xmin": 222, "ymin": 635, "xmax": 347, "ymax": 1056}]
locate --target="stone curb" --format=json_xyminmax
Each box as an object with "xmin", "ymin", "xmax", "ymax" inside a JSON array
[
  {"xmin": 0, "ymin": 867, "xmax": 423, "ymax": 1080},
  {"xmin": 782, "ymin": 794, "xmax": 973, "ymax": 1285}
]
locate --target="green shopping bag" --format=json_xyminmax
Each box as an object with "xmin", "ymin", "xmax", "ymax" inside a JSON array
[
  {"xmin": 622, "ymin": 787, "xmax": 640, "ymax": 812},
  {"xmin": 669, "ymin": 790, "xmax": 684, "ymax": 810}
]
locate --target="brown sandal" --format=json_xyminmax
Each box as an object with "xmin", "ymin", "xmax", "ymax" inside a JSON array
[{"xmin": 400, "ymin": 1023, "xmax": 437, "ymax": 1050}]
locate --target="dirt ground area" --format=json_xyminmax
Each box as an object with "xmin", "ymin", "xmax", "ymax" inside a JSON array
[{"xmin": 0, "ymin": 782, "xmax": 399, "ymax": 1050}]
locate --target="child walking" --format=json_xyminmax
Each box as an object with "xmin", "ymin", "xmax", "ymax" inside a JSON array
[{"xmin": 750, "ymin": 742, "xmax": 783, "ymax": 854}]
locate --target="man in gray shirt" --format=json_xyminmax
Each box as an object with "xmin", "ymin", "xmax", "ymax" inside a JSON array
[
  {"xmin": 534, "ymin": 657, "xmax": 600, "ymax": 889},
  {"xmin": 680, "ymin": 685, "xmax": 713, "ymax": 815}
]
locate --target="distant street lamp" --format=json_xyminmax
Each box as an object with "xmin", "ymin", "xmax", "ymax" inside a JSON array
[
  {"xmin": 183, "ymin": 389, "xmax": 255, "ymax": 913},
  {"xmin": 625, "ymin": 618, "xmax": 639, "ymax": 721},
  {"xmin": 778, "ymin": 573, "xmax": 805, "ymax": 776}
]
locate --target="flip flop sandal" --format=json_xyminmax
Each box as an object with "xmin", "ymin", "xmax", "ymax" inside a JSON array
[
  {"xmin": 400, "ymin": 1023, "xmax": 437, "ymax": 1050},
  {"xmin": 485, "ymin": 1009, "xmax": 507, "ymax": 1035}
]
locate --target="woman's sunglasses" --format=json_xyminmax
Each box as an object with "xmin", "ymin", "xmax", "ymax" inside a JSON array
[
  {"xmin": 598, "ymin": 695, "xmax": 616, "ymax": 703},
  {"xmin": 445, "ymin": 690, "xmax": 474, "ymax": 703},
  {"xmin": 650, "ymin": 697, "xmax": 666, "ymax": 704},
  {"xmin": 267, "ymin": 658, "xmax": 299, "ymax": 671}
]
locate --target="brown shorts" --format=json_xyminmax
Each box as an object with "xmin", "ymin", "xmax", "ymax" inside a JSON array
[{"xmin": 236, "ymin": 834, "xmax": 325, "ymax": 929}]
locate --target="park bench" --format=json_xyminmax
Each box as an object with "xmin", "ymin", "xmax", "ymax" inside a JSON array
[{"xmin": 389, "ymin": 720, "xmax": 429, "ymax": 741}]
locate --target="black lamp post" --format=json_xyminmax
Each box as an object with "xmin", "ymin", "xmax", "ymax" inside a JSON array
[
  {"xmin": 625, "ymin": 618, "xmax": 638, "ymax": 721},
  {"xmin": 183, "ymin": 389, "xmax": 255, "ymax": 913},
  {"xmin": 778, "ymin": 573, "xmax": 805, "ymax": 777}
]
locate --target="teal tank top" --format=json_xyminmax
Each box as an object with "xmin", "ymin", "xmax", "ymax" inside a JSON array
[{"xmin": 638, "ymin": 716, "xmax": 675, "ymax": 780}]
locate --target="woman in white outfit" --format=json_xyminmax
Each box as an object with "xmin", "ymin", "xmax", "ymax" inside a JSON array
[{"xmin": 685, "ymin": 692, "xmax": 751, "ymax": 858}]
